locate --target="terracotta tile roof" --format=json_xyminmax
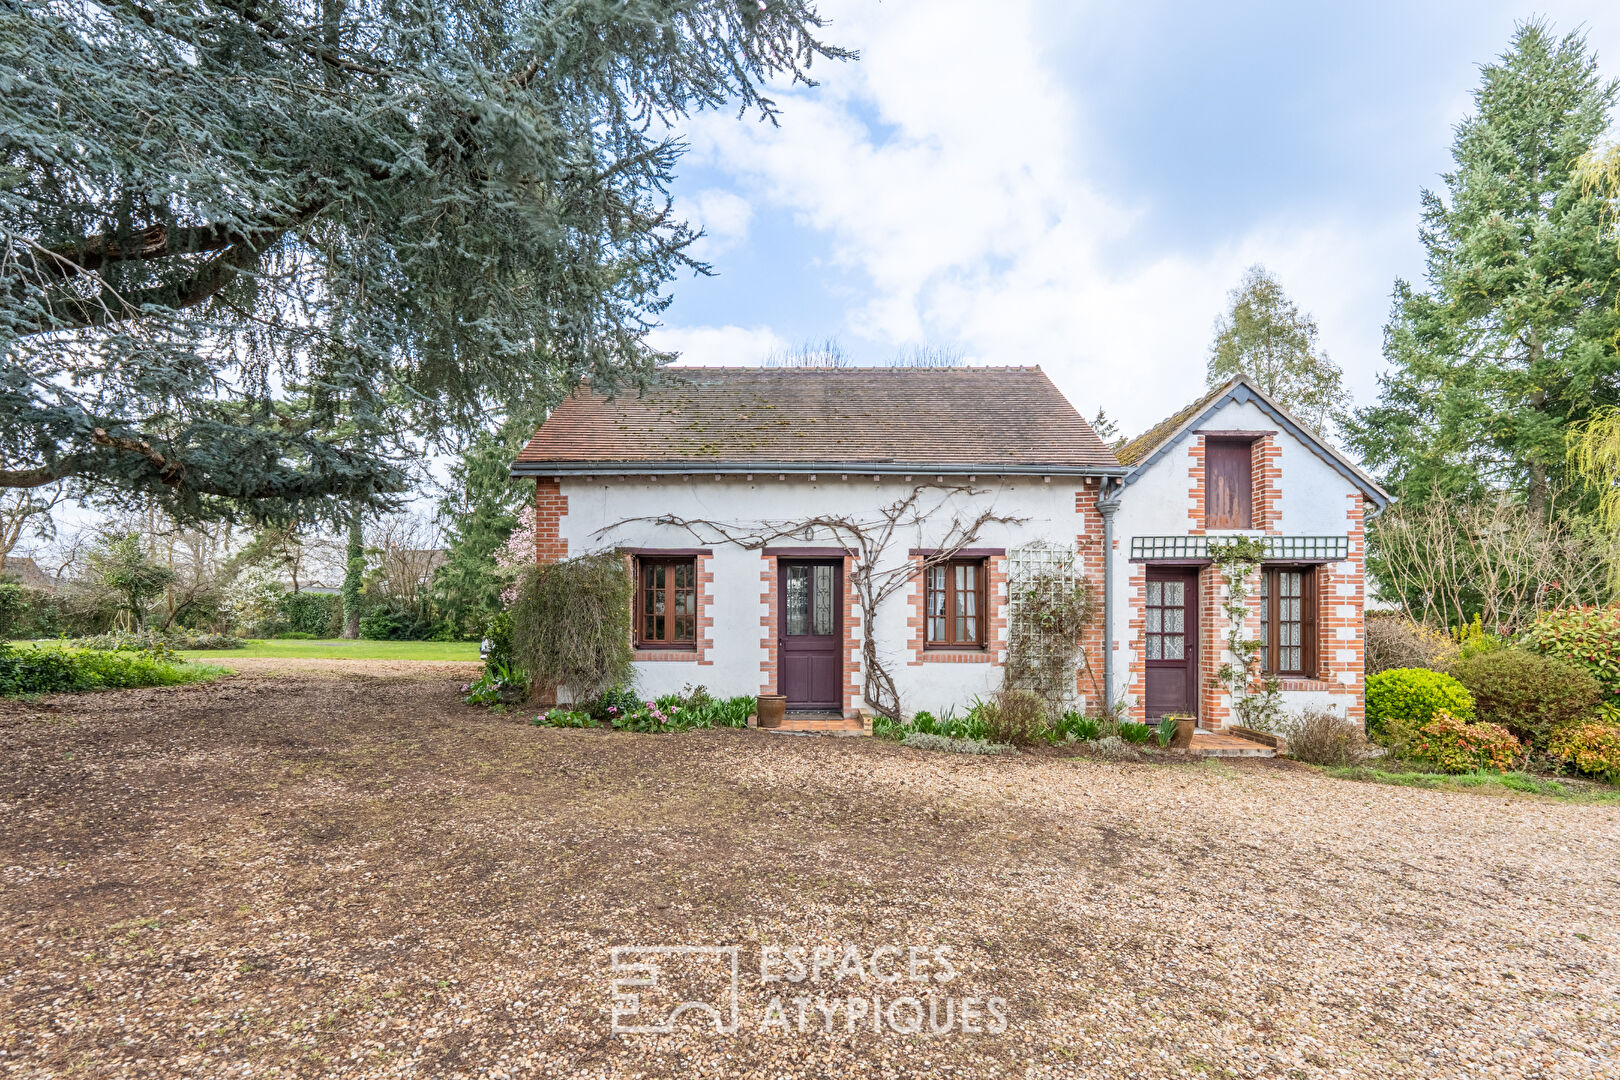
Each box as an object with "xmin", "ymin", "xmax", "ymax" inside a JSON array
[{"xmin": 513, "ymin": 367, "xmax": 1122, "ymax": 473}]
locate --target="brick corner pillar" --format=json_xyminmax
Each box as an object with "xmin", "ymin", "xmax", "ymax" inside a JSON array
[{"xmin": 534, "ymin": 478, "xmax": 569, "ymax": 565}]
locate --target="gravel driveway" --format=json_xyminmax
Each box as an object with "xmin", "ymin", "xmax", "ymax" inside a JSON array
[{"xmin": 2, "ymin": 661, "xmax": 1617, "ymax": 1078}]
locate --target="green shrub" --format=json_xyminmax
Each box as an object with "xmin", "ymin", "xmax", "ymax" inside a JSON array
[
  {"xmin": 75, "ymin": 628, "xmax": 243, "ymax": 651},
  {"xmin": 358, "ymin": 608, "xmax": 428, "ymax": 640},
  {"xmin": 585, "ymin": 685, "xmax": 643, "ymax": 724},
  {"xmin": 509, "ymin": 552, "xmax": 633, "ymax": 702},
  {"xmin": 1523, "ymin": 607, "xmax": 1620, "ymax": 700},
  {"xmin": 980, "ymin": 689, "xmax": 1047, "ymax": 746},
  {"xmin": 0, "ymin": 582, "xmax": 24, "ymax": 638},
  {"xmin": 1447, "ymin": 647, "xmax": 1603, "ymax": 750},
  {"xmin": 1396, "ymin": 710, "xmax": 1520, "ymax": 775},
  {"xmin": 533, "ymin": 707, "xmax": 597, "ymax": 728},
  {"xmin": 1050, "ymin": 709, "xmax": 1103, "ymax": 743},
  {"xmin": 0, "ymin": 643, "xmax": 222, "ymax": 696},
  {"xmin": 1548, "ymin": 722, "xmax": 1620, "ymax": 785},
  {"xmin": 277, "ymin": 591, "xmax": 342, "ymax": 636},
  {"xmin": 1117, "ymin": 721, "xmax": 1153, "ymax": 744},
  {"xmin": 1365, "ymin": 668, "xmax": 1475, "ymax": 738}
]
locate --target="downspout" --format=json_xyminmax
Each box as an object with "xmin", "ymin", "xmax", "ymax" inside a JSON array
[{"xmin": 1095, "ymin": 477, "xmax": 1124, "ymax": 713}]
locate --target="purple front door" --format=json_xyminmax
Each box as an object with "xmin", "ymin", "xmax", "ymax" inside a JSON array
[
  {"xmin": 779, "ymin": 560, "xmax": 842, "ymax": 711},
  {"xmin": 1144, "ymin": 568, "xmax": 1198, "ymax": 720}
]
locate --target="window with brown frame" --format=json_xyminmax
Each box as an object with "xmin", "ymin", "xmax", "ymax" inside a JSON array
[
  {"xmin": 635, "ymin": 557, "xmax": 696, "ymax": 647},
  {"xmin": 1206, "ymin": 436, "xmax": 1255, "ymax": 530},
  {"xmin": 924, "ymin": 558, "xmax": 986, "ymax": 648},
  {"xmin": 1259, "ymin": 565, "xmax": 1316, "ymax": 676}
]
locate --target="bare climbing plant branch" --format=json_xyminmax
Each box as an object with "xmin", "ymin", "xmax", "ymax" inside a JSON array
[{"xmin": 597, "ymin": 484, "xmax": 1025, "ymax": 720}]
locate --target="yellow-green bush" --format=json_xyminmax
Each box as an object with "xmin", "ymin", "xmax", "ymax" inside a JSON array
[{"xmin": 1365, "ymin": 668, "xmax": 1475, "ymax": 739}]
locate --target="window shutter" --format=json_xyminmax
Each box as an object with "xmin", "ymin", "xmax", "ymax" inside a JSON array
[{"xmin": 1302, "ymin": 568, "xmax": 1318, "ymax": 677}]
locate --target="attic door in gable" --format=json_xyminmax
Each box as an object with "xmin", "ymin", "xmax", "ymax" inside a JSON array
[{"xmin": 1206, "ymin": 438, "xmax": 1254, "ymax": 530}]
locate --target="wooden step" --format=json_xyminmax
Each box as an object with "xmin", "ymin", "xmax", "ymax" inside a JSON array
[
  {"xmin": 764, "ymin": 711, "xmax": 867, "ymax": 737},
  {"xmin": 1177, "ymin": 732, "xmax": 1277, "ymax": 758}
]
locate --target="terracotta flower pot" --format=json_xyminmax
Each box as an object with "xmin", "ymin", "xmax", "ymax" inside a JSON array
[
  {"xmin": 1170, "ymin": 717, "xmax": 1196, "ymax": 749},
  {"xmin": 757, "ymin": 694, "xmax": 787, "ymax": 729}
]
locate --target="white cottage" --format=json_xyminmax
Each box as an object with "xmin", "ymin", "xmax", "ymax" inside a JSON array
[{"xmin": 510, "ymin": 367, "xmax": 1387, "ymax": 732}]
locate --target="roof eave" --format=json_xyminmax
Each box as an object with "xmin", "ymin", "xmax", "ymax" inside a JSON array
[
  {"xmin": 1120, "ymin": 375, "xmax": 1391, "ymax": 509},
  {"xmin": 510, "ymin": 461, "xmax": 1127, "ymax": 479}
]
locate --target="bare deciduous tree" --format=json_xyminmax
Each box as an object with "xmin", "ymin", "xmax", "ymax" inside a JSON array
[{"xmin": 1370, "ymin": 488, "xmax": 1618, "ymax": 632}]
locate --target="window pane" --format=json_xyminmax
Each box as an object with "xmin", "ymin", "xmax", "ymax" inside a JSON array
[
  {"xmin": 1147, "ymin": 609, "xmax": 1162, "ymax": 633},
  {"xmin": 929, "ymin": 615, "xmax": 946, "ymax": 641},
  {"xmin": 927, "ymin": 567, "xmax": 946, "ymax": 615},
  {"xmin": 1165, "ymin": 608, "xmax": 1184, "ymax": 633},
  {"xmin": 676, "ymin": 562, "xmax": 693, "ymax": 588},
  {"xmin": 1164, "ymin": 581, "xmax": 1184, "ymax": 605},
  {"xmin": 1164, "ymin": 636, "xmax": 1184, "ymax": 660},
  {"xmin": 786, "ymin": 565, "xmax": 809, "ymax": 636},
  {"xmin": 812, "ymin": 565, "xmax": 835, "ymax": 635},
  {"xmin": 1147, "ymin": 581, "xmax": 1162, "ymax": 605},
  {"xmin": 1147, "ymin": 635, "xmax": 1162, "ymax": 660}
]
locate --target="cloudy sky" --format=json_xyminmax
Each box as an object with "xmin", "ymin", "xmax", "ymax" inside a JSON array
[{"xmin": 651, "ymin": 1, "xmax": 1620, "ymax": 437}]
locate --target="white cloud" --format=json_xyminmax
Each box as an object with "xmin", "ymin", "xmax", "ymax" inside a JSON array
[
  {"xmin": 650, "ymin": 323, "xmax": 786, "ymax": 367},
  {"xmin": 685, "ymin": 188, "xmax": 755, "ymax": 259},
  {"xmin": 673, "ymin": 0, "xmax": 1414, "ymax": 433}
]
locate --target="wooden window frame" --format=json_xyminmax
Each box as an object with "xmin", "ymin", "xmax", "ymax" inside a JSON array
[
  {"xmin": 924, "ymin": 557, "xmax": 987, "ymax": 650},
  {"xmin": 1259, "ymin": 564, "xmax": 1317, "ymax": 677},
  {"xmin": 634, "ymin": 555, "xmax": 698, "ymax": 650},
  {"xmin": 1205, "ymin": 435, "xmax": 1257, "ymax": 530}
]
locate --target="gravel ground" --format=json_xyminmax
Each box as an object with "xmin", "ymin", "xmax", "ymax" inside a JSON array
[{"xmin": 1, "ymin": 662, "xmax": 1617, "ymax": 1079}]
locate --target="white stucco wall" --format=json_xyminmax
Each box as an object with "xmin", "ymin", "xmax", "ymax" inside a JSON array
[
  {"xmin": 1106, "ymin": 396, "xmax": 1370, "ymax": 718},
  {"xmin": 553, "ymin": 475, "xmax": 1099, "ymax": 716}
]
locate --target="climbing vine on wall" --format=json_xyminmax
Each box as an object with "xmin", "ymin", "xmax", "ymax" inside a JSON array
[
  {"xmin": 598, "ymin": 485, "xmax": 1025, "ymax": 721},
  {"xmin": 1206, "ymin": 536, "xmax": 1283, "ymax": 731},
  {"xmin": 1003, "ymin": 543, "xmax": 1100, "ymax": 712}
]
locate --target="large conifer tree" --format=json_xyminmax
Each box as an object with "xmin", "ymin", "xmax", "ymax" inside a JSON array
[
  {"xmin": 1348, "ymin": 22, "xmax": 1620, "ymax": 510},
  {"xmin": 1, "ymin": 0, "xmax": 846, "ymax": 521}
]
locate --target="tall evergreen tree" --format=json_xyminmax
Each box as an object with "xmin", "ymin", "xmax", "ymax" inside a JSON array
[
  {"xmin": 1206, "ymin": 264, "xmax": 1351, "ymax": 435},
  {"xmin": 1348, "ymin": 22, "xmax": 1620, "ymax": 510},
  {"xmin": 1, "ymin": 0, "xmax": 847, "ymax": 522},
  {"xmin": 434, "ymin": 424, "xmax": 535, "ymax": 635}
]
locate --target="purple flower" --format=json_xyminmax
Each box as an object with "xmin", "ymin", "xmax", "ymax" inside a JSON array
[{"xmin": 608, "ymin": 706, "xmax": 619, "ymax": 714}]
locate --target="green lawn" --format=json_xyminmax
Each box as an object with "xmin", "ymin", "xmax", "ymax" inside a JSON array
[
  {"xmin": 1322, "ymin": 764, "xmax": 1620, "ymax": 804},
  {"xmin": 179, "ymin": 638, "xmax": 481, "ymax": 662}
]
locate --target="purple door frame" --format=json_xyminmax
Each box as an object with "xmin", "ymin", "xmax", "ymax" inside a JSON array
[
  {"xmin": 778, "ymin": 560, "xmax": 843, "ymax": 711},
  {"xmin": 1144, "ymin": 567, "xmax": 1199, "ymax": 720}
]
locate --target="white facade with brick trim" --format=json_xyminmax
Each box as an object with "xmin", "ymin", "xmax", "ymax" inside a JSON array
[{"xmin": 515, "ymin": 369, "xmax": 1387, "ymax": 728}]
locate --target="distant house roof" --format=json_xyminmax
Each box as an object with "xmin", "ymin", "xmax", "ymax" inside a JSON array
[
  {"xmin": 512, "ymin": 367, "xmax": 1123, "ymax": 476},
  {"xmin": 0, "ymin": 555, "xmax": 56, "ymax": 591},
  {"xmin": 1117, "ymin": 374, "xmax": 1390, "ymax": 509}
]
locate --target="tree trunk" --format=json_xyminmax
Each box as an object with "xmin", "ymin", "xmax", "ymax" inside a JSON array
[
  {"xmin": 342, "ymin": 507, "xmax": 363, "ymax": 638},
  {"xmin": 1527, "ymin": 458, "xmax": 1550, "ymax": 518}
]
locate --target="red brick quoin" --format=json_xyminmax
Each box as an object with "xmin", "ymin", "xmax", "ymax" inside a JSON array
[{"xmin": 534, "ymin": 479, "xmax": 569, "ymax": 565}]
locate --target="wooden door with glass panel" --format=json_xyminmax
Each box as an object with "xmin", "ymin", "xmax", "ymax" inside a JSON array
[
  {"xmin": 779, "ymin": 560, "xmax": 842, "ymax": 710},
  {"xmin": 1144, "ymin": 568, "xmax": 1198, "ymax": 719}
]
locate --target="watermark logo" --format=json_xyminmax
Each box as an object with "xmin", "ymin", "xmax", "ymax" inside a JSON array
[
  {"xmin": 608, "ymin": 944, "xmax": 1006, "ymax": 1037},
  {"xmin": 609, "ymin": 946, "xmax": 740, "ymax": 1035}
]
